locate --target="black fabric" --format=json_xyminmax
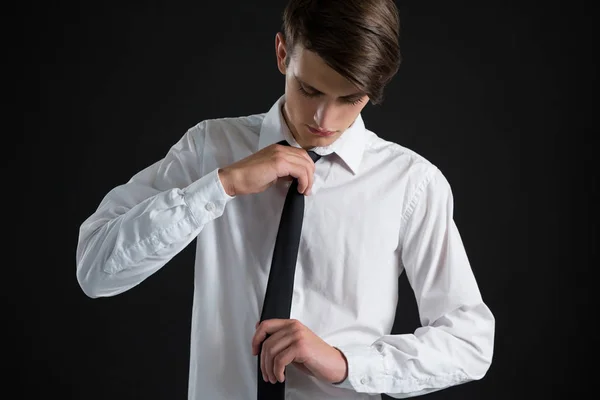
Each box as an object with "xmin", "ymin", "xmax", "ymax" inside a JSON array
[{"xmin": 257, "ymin": 140, "xmax": 322, "ymax": 399}]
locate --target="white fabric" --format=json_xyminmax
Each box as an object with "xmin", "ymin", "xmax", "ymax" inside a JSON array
[{"xmin": 76, "ymin": 94, "xmax": 495, "ymax": 399}]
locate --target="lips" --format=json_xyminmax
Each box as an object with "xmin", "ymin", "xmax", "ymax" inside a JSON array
[{"xmin": 307, "ymin": 125, "xmax": 336, "ymax": 137}]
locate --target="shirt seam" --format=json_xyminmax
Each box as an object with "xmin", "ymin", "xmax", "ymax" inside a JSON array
[{"xmin": 399, "ymin": 165, "xmax": 438, "ymax": 239}]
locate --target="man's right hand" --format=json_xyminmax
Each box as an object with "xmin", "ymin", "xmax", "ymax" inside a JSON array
[{"xmin": 217, "ymin": 143, "xmax": 317, "ymax": 197}]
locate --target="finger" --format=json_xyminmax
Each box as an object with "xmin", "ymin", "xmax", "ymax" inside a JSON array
[
  {"xmin": 288, "ymin": 156, "xmax": 317, "ymax": 195},
  {"xmin": 274, "ymin": 158, "xmax": 312, "ymax": 195},
  {"xmin": 288, "ymin": 146, "xmax": 316, "ymax": 166},
  {"xmin": 260, "ymin": 335, "xmax": 268, "ymax": 382},
  {"xmin": 273, "ymin": 345, "xmax": 298, "ymax": 383},
  {"xmin": 274, "ymin": 147, "xmax": 316, "ymax": 194},
  {"xmin": 262, "ymin": 327, "xmax": 297, "ymax": 383},
  {"xmin": 252, "ymin": 321, "xmax": 260, "ymax": 355},
  {"xmin": 276, "ymin": 143, "xmax": 314, "ymax": 166},
  {"xmin": 291, "ymin": 149, "xmax": 317, "ymax": 193},
  {"xmin": 252, "ymin": 319, "xmax": 289, "ymax": 355},
  {"xmin": 287, "ymin": 161, "xmax": 312, "ymax": 195},
  {"xmin": 261, "ymin": 335, "xmax": 271, "ymax": 382}
]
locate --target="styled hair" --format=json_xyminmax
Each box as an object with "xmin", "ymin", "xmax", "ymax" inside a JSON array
[{"xmin": 282, "ymin": 0, "xmax": 402, "ymax": 105}]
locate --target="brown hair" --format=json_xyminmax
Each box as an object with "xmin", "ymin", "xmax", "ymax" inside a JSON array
[{"xmin": 282, "ymin": 0, "xmax": 402, "ymax": 105}]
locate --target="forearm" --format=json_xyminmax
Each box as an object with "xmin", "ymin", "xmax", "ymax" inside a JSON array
[
  {"xmin": 76, "ymin": 168, "xmax": 232, "ymax": 298},
  {"xmin": 333, "ymin": 301, "xmax": 495, "ymax": 397}
]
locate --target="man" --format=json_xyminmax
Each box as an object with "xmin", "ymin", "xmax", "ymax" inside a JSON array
[{"xmin": 76, "ymin": 0, "xmax": 495, "ymax": 399}]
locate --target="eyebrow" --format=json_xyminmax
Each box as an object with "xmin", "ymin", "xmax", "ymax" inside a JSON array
[{"xmin": 295, "ymin": 76, "xmax": 365, "ymax": 100}]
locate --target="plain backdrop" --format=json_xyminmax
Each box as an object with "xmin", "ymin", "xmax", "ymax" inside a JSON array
[{"xmin": 12, "ymin": 0, "xmax": 594, "ymax": 399}]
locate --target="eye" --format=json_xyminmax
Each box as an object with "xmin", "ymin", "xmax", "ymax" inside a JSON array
[
  {"xmin": 298, "ymin": 83, "xmax": 364, "ymax": 106},
  {"xmin": 298, "ymin": 85, "xmax": 320, "ymax": 98},
  {"xmin": 343, "ymin": 97, "xmax": 364, "ymax": 106}
]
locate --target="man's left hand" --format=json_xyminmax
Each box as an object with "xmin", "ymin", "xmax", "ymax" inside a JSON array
[{"xmin": 252, "ymin": 319, "xmax": 348, "ymax": 385}]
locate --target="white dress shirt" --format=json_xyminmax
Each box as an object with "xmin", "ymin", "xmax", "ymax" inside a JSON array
[{"xmin": 76, "ymin": 94, "xmax": 495, "ymax": 399}]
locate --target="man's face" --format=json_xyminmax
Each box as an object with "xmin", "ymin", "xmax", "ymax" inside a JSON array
[{"xmin": 275, "ymin": 33, "xmax": 370, "ymax": 149}]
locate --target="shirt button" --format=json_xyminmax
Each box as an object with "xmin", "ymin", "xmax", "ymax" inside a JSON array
[
  {"xmin": 360, "ymin": 377, "xmax": 368, "ymax": 384},
  {"xmin": 205, "ymin": 202, "xmax": 215, "ymax": 212}
]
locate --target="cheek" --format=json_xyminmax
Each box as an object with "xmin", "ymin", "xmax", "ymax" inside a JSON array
[
  {"xmin": 290, "ymin": 97, "xmax": 315, "ymax": 124},
  {"xmin": 341, "ymin": 109, "xmax": 360, "ymax": 126}
]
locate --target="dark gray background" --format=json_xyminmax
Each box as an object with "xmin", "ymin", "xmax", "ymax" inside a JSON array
[{"xmin": 13, "ymin": 0, "xmax": 593, "ymax": 398}]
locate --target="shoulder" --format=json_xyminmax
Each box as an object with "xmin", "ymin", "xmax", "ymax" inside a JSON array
[
  {"xmin": 363, "ymin": 129, "xmax": 441, "ymax": 185},
  {"xmin": 186, "ymin": 112, "xmax": 267, "ymax": 146},
  {"xmin": 362, "ymin": 129, "xmax": 453, "ymax": 214}
]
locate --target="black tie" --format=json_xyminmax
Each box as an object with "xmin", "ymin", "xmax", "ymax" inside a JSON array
[{"xmin": 257, "ymin": 140, "xmax": 323, "ymax": 399}]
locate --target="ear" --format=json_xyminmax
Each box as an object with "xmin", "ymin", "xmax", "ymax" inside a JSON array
[{"xmin": 275, "ymin": 32, "xmax": 287, "ymax": 75}]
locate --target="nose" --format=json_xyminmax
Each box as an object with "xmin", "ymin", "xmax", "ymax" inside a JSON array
[{"xmin": 313, "ymin": 100, "xmax": 338, "ymax": 131}]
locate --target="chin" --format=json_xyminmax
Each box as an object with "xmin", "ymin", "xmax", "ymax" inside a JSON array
[
  {"xmin": 318, "ymin": 132, "xmax": 341, "ymax": 142},
  {"xmin": 291, "ymin": 123, "xmax": 341, "ymax": 148},
  {"xmin": 301, "ymin": 135, "xmax": 335, "ymax": 147},
  {"xmin": 315, "ymin": 136, "xmax": 338, "ymax": 145}
]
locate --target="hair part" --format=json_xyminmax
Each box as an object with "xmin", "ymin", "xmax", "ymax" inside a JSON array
[{"xmin": 282, "ymin": 0, "xmax": 402, "ymax": 105}]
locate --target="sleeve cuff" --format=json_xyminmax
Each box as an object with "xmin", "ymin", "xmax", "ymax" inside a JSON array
[
  {"xmin": 183, "ymin": 168, "xmax": 235, "ymax": 226},
  {"xmin": 331, "ymin": 344, "xmax": 386, "ymax": 392}
]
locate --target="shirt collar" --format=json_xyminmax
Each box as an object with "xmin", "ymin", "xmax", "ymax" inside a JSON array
[{"xmin": 258, "ymin": 94, "xmax": 368, "ymax": 175}]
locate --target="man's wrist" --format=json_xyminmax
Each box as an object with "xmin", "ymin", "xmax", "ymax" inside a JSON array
[
  {"xmin": 217, "ymin": 168, "xmax": 236, "ymax": 196},
  {"xmin": 331, "ymin": 346, "xmax": 349, "ymax": 384}
]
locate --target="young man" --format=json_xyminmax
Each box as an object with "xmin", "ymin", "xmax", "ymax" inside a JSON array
[{"xmin": 76, "ymin": 0, "xmax": 495, "ymax": 399}]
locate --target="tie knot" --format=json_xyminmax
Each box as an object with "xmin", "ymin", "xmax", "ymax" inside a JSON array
[
  {"xmin": 307, "ymin": 150, "xmax": 321, "ymax": 163},
  {"xmin": 278, "ymin": 140, "xmax": 324, "ymax": 163}
]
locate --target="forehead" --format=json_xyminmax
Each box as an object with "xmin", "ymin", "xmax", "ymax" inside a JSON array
[{"xmin": 290, "ymin": 45, "xmax": 360, "ymax": 96}]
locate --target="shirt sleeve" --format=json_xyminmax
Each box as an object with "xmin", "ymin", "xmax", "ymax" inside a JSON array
[
  {"xmin": 76, "ymin": 122, "xmax": 235, "ymax": 298},
  {"xmin": 332, "ymin": 166, "xmax": 495, "ymax": 397}
]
